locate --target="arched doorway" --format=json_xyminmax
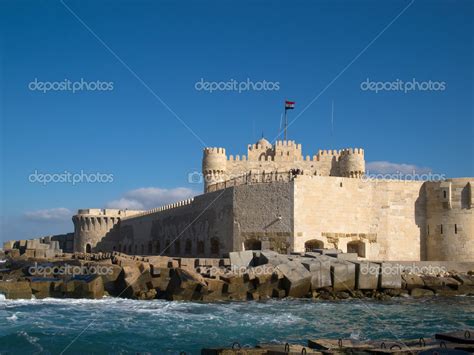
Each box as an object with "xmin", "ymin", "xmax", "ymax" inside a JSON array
[
  {"xmin": 347, "ymin": 240, "xmax": 366, "ymax": 258},
  {"xmin": 85, "ymin": 243, "xmax": 92, "ymax": 253},
  {"xmin": 304, "ymin": 239, "xmax": 324, "ymax": 252},
  {"xmin": 244, "ymin": 239, "xmax": 262, "ymax": 251}
]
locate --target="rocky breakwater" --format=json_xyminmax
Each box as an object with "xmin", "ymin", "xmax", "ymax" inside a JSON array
[{"xmin": 0, "ymin": 248, "xmax": 473, "ymax": 301}]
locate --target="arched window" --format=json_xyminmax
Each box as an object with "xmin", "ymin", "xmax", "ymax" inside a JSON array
[
  {"xmin": 174, "ymin": 240, "xmax": 181, "ymax": 254},
  {"xmin": 197, "ymin": 241, "xmax": 205, "ymax": 254},
  {"xmin": 185, "ymin": 239, "xmax": 192, "ymax": 254},
  {"xmin": 128, "ymin": 245, "xmax": 132, "ymax": 254},
  {"xmin": 148, "ymin": 242, "xmax": 153, "ymax": 254},
  {"xmin": 347, "ymin": 240, "xmax": 366, "ymax": 258},
  {"xmin": 141, "ymin": 244, "xmax": 145, "ymax": 255},
  {"xmin": 85, "ymin": 243, "xmax": 92, "ymax": 253},
  {"xmin": 155, "ymin": 241, "xmax": 160, "ymax": 254},
  {"xmin": 304, "ymin": 239, "xmax": 324, "ymax": 252},
  {"xmin": 210, "ymin": 238, "xmax": 220, "ymax": 255}
]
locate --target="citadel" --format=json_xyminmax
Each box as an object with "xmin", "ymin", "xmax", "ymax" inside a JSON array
[{"xmin": 64, "ymin": 138, "xmax": 474, "ymax": 262}]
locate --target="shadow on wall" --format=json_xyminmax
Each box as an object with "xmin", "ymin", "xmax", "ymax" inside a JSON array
[{"xmin": 415, "ymin": 184, "xmax": 427, "ymax": 261}]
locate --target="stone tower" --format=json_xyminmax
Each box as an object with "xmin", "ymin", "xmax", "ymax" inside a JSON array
[
  {"xmin": 202, "ymin": 147, "xmax": 227, "ymax": 192},
  {"xmin": 72, "ymin": 209, "xmax": 143, "ymax": 253},
  {"xmin": 424, "ymin": 179, "xmax": 473, "ymax": 261},
  {"xmin": 338, "ymin": 148, "xmax": 365, "ymax": 178}
]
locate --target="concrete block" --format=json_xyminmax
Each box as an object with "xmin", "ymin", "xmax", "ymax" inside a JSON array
[
  {"xmin": 0, "ymin": 281, "xmax": 32, "ymax": 299},
  {"xmin": 25, "ymin": 249, "xmax": 36, "ymax": 258},
  {"xmin": 301, "ymin": 257, "xmax": 332, "ymax": 290},
  {"xmin": 34, "ymin": 250, "xmax": 47, "ymax": 258},
  {"xmin": 378, "ymin": 263, "xmax": 402, "ymax": 289},
  {"xmin": 276, "ymin": 260, "xmax": 312, "ymax": 298},
  {"xmin": 258, "ymin": 251, "xmax": 290, "ymax": 266},
  {"xmin": 327, "ymin": 253, "xmax": 358, "ymax": 261},
  {"xmin": 49, "ymin": 241, "xmax": 60, "ymax": 250},
  {"xmin": 26, "ymin": 240, "xmax": 40, "ymax": 250},
  {"xmin": 229, "ymin": 251, "xmax": 255, "ymax": 270},
  {"xmin": 3, "ymin": 241, "xmax": 15, "ymax": 251},
  {"xmin": 330, "ymin": 259, "xmax": 356, "ymax": 291},
  {"xmin": 350, "ymin": 261, "xmax": 380, "ymax": 290}
]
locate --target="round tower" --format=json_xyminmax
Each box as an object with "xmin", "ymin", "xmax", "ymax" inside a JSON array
[
  {"xmin": 338, "ymin": 148, "xmax": 365, "ymax": 178},
  {"xmin": 72, "ymin": 209, "xmax": 121, "ymax": 253},
  {"xmin": 202, "ymin": 147, "xmax": 227, "ymax": 192}
]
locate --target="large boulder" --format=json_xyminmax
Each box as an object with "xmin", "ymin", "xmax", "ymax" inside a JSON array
[
  {"xmin": 276, "ymin": 260, "xmax": 311, "ymax": 298},
  {"xmin": 453, "ymin": 274, "xmax": 474, "ymax": 286},
  {"xmin": 410, "ymin": 288, "xmax": 434, "ymax": 298},
  {"xmin": 402, "ymin": 274, "xmax": 424, "ymax": 290}
]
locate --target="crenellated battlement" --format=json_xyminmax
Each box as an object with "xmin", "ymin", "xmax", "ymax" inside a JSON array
[
  {"xmin": 203, "ymin": 147, "xmax": 226, "ymax": 155},
  {"xmin": 202, "ymin": 138, "xmax": 366, "ymax": 192},
  {"xmin": 340, "ymin": 148, "xmax": 365, "ymax": 156},
  {"xmin": 121, "ymin": 198, "xmax": 195, "ymax": 221}
]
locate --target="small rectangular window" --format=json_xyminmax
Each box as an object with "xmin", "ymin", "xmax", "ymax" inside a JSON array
[
  {"xmin": 427, "ymin": 225, "xmax": 430, "ymax": 235},
  {"xmin": 455, "ymin": 224, "xmax": 457, "ymax": 234},
  {"xmin": 440, "ymin": 224, "xmax": 443, "ymax": 234},
  {"xmin": 443, "ymin": 191, "xmax": 447, "ymax": 198}
]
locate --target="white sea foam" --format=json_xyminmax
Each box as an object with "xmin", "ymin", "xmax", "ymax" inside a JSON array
[{"xmin": 7, "ymin": 312, "xmax": 18, "ymax": 321}]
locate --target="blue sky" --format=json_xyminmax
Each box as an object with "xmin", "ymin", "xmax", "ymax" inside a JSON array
[{"xmin": 0, "ymin": 0, "xmax": 473, "ymax": 242}]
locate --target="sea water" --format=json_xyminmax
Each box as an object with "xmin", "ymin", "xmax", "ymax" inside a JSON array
[{"xmin": 0, "ymin": 296, "xmax": 472, "ymax": 354}]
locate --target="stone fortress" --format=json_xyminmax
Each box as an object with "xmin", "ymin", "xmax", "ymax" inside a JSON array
[{"xmin": 68, "ymin": 137, "xmax": 473, "ymax": 262}]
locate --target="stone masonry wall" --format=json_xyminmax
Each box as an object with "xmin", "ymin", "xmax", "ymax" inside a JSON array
[
  {"xmin": 232, "ymin": 182, "xmax": 294, "ymax": 254},
  {"xmin": 108, "ymin": 189, "xmax": 234, "ymax": 258},
  {"xmin": 293, "ymin": 176, "xmax": 425, "ymax": 260}
]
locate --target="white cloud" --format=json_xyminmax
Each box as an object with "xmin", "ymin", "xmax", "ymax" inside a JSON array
[
  {"xmin": 23, "ymin": 207, "xmax": 73, "ymax": 222},
  {"xmin": 366, "ymin": 161, "xmax": 432, "ymax": 175},
  {"xmin": 106, "ymin": 187, "xmax": 198, "ymax": 210}
]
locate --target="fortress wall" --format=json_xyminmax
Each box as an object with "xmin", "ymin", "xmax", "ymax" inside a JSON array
[
  {"xmin": 233, "ymin": 182, "xmax": 294, "ymax": 254},
  {"xmin": 425, "ymin": 179, "xmax": 473, "ymax": 261},
  {"xmin": 293, "ymin": 176, "xmax": 425, "ymax": 260},
  {"xmin": 115, "ymin": 189, "xmax": 234, "ymax": 258}
]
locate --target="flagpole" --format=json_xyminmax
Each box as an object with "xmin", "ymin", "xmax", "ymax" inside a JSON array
[{"xmin": 284, "ymin": 106, "xmax": 288, "ymax": 141}]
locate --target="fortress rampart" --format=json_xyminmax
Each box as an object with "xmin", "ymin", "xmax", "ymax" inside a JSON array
[{"xmin": 71, "ymin": 138, "xmax": 472, "ymax": 261}]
